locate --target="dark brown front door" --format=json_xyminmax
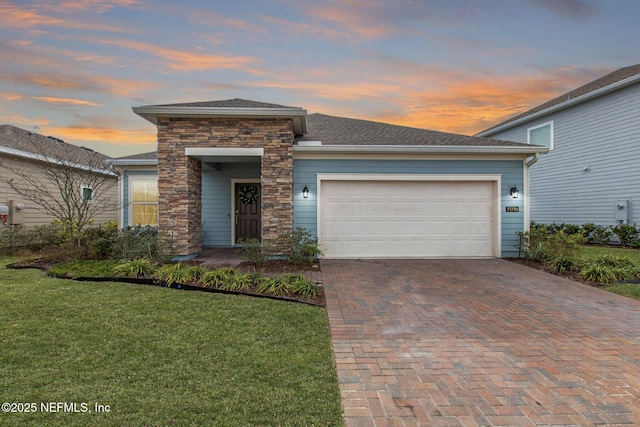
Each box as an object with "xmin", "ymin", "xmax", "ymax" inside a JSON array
[{"xmin": 235, "ymin": 183, "xmax": 261, "ymax": 242}]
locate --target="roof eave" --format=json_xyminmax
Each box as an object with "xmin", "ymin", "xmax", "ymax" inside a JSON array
[
  {"xmin": 293, "ymin": 144, "xmax": 548, "ymax": 155},
  {"xmin": 477, "ymin": 73, "xmax": 640, "ymax": 137},
  {"xmin": 132, "ymin": 106, "xmax": 309, "ymax": 135},
  {"xmin": 107, "ymin": 158, "xmax": 159, "ymax": 167}
]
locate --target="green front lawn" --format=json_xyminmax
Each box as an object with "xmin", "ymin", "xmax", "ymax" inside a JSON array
[
  {"xmin": 580, "ymin": 244, "xmax": 640, "ymax": 264},
  {"xmin": 0, "ymin": 260, "xmax": 343, "ymax": 426}
]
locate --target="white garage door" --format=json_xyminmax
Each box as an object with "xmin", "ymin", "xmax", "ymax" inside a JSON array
[{"xmin": 320, "ymin": 180, "xmax": 497, "ymax": 258}]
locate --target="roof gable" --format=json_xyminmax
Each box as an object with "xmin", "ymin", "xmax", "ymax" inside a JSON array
[{"xmin": 479, "ymin": 64, "xmax": 640, "ymax": 135}]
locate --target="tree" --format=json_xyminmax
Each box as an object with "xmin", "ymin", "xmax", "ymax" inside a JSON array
[{"xmin": 0, "ymin": 129, "xmax": 119, "ymax": 246}]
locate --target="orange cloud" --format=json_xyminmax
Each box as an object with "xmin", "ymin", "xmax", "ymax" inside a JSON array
[
  {"xmin": 44, "ymin": 0, "xmax": 138, "ymax": 13},
  {"xmin": 369, "ymin": 72, "xmax": 598, "ymax": 135},
  {"xmin": 0, "ymin": 0, "xmax": 128, "ymax": 31},
  {"xmin": 32, "ymin": 96, "xmax": 103, "ymax": 107},
  {"xmin": 46, "ymin": 125, "xmax": 156, "ymax": 146},
  {"xmin": 97, "ymin": 38, "xmax": 258, "ymax": 73},
  {"xmin": 1, "ymin": 72, "xmax": 157, "ymax": 96},
  {"xmin": 1, "ymin": 92, "xmax": 23, "ymax": 101}
]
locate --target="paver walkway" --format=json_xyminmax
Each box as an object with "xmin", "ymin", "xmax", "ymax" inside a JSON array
[{"xmin": 322, "ymin": 259, "xmax": 640, "ymax": 427}]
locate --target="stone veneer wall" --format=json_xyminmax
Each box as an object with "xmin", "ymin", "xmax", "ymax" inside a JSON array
[{"xmin": 156, "ymin": 117, "xmax": 294, "ymax": 255}]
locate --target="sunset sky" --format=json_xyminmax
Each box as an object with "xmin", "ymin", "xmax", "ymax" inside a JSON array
[{"xmin": 1, "ymin": 0, "xmax": 639, "ymax": 157}]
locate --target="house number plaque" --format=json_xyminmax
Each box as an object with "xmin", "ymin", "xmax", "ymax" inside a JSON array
[{"xmin": 505, "ymin": 206, "xmax": 519, "ymax": 212}]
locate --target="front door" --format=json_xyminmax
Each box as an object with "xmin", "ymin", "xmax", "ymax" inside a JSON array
[{"xmin": 235, "ymin": 183, "xmax": 261, "ymax": 242}]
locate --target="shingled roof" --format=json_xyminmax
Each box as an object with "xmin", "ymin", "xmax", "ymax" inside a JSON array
[
  {"xmin": 297, "ymin": 113, "xmax": 529, "ymax": 147},
  {"xmin": 0, "ymin": 124, "xmax": 112, "ymax": 165},
  {"xmin": 149, "ymin": 98, "xmax": 301, "ymax": 109},
  {"xmin": 479, "ymin": 64, "xmax": 640, "ymax": 135}
]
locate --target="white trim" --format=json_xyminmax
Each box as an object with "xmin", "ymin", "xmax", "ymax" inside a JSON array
[
  {"xmin": 81, "ymin": 185, "xmax": 93, "ymax": 202},
  {"xmin": 294, "ymin": 152, "xmax": 526, "ymax": 161},
  {"xmin": 230, "ymin": 179, "xmax": 261, "ymax": 245},
  {"xmin": 118, "ymin": 174, "xmax": 125, "ymax": 228},
  {"xmin": 108, "ymin": 158, "xmax": 158, "ymax": 167},
  {"xmin": 127, "ymin": 174, "xmax": 158, "ymax": 227},
  {"xmin": 523, "ymin": 159, "xmax": 530, "ymax": 233},
  {"xmin": 132, "ymin": 105, "xmax": 308, "ymax": 134},
  {"xmin": 527, "ymin": 120, "xmax": 554, "ymax": 150},
  {"xmin": 185, "ymin": 147, "xmax": 264, "ymax": 157},
  {"xmin": 293, "ymin": 144, "xmax": 547, "ymax": 155},
  {"xmin": 316, "ymin": 173, "xmax": 502, "ymax": 258},
  {"xmin": 477, "ymin": 73, "xmax": 640, "ymax": 137}
]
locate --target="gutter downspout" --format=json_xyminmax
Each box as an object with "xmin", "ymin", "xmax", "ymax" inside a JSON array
[{"xmin": 523, "ymin": 154, "xmax": 539, "ymax": 234}]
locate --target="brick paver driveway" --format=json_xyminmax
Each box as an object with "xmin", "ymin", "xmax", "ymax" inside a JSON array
[{"xmin": 322, "ymin": 259, "xmax": 640, "ymax": 427}]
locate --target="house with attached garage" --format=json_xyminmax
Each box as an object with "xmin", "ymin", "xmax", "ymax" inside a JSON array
[
  {"xmin": 477, "ymin": 64, "xmax": 640, "ymax": 227},
  {"xmin": 110, "ymin": 99, "xmax": 547, "ymax": 259}
]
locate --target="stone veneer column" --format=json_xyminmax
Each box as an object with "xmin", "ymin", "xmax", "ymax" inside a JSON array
[{"xmin": 156, "ymin": 117, "xmax": 294, "ymax": 256}]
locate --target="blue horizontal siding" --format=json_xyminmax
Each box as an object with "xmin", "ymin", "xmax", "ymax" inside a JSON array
[
  {"xmin": 201, "ymin": 163, "xmax": 260, "ymax": 247},
  {"xmin": 293, "ymin": 159, "xmax": 525, "ymax": 257},
  {"xmin": 489, "ymin": 83, "xmax": 640, "ymax": 226}
]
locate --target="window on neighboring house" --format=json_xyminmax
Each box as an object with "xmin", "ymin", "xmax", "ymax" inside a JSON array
[
  {"xmin": 527, "ymin": 121, "xmax": 554, "ymax": 150},
  {"xmin": 129, "ymin": 177, "xmax": 158, "ymax": 226},
  {"xmin": 81, "ymin": 186, "xmax": 93, "ymax": 202}
]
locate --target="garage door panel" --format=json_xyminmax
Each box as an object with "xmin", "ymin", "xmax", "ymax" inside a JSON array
[{"xmin": 320, "ymin": 180, "xmax": 496, "ymax": 258}]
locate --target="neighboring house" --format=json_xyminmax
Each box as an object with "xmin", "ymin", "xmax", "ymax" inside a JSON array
[
  {"xmin": 477, "ymin": 64, "xmax": 640, "ymax": 227},
  {"xmin": 0, "ymin": 124, "xmax": 118, "ymax": 227},
  {"xmin": 110, "ymin": 98, "xmax": 547, "ymax": 259}
]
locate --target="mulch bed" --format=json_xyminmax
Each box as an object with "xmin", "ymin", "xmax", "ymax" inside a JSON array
[
  {"xmin": 504, "ymin": 257, "xmax": 601, "ymax": 287},
  {"xmin": 6, "ymin": 258, "xmax": 326, "ymax": 307}
]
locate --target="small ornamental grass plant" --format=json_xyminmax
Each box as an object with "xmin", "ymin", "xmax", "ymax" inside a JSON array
[{"xmin": 113, "ymin": 257, "xmax": 156, "ymax": 279}]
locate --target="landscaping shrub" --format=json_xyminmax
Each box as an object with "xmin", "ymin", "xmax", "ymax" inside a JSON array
[
  {"xmin": 0, "ymin": 223, "xmax": 66, "ymax": 254},
  {"xmin": 111, "ymin": 225, "xmax": 173, "ymax": 262},
  {"xmin": 257, "ymin": 276, "xmax": 291, "ymax": 296},
  {"xmin": 546, "ymin": 256, "xmax": 576, "ymax": 274},
  {"xmin": 113, "ymin": 258, "xmax": 156, "ymax": 279},
  {"xmin": 235, "ymin": 238, "xmax": 269, "ymax": 265},
  {"xmin": 579, "ymin": 255, "xmax": 639, "ymax": 284},
  {"xmin": 154, "ymin": 262, "xmax": 193, "ymax": 286},
  {"xmin": 590, "ymin": 225, "xmax": 613, "ymax": 245},
  {"xmin": 199, "ymin": 267, "xmax": 252, "ymax": 291},
  {"xmin": 518, "ymin": 229, "xmax": 585, "ymax": 262},
  {"xmin": 282, "ymin": 273, "xmax": 318, "ymax": 299},
  {"xmin": 611, "ymin": 223, "xmax": 640, "ymax": 247},
  {"xmin": 236, "ymin": 227, "xmax": 323, "ymax": 264}
]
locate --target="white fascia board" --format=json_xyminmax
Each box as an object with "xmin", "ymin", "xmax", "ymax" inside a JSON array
[
  {"xmin": 185, "ymin": 147, "xmax": 264, "ymax": 157},
  {"xmin": 477, "ymin": 73, "xmax": 640, "ymax": 137},
  {"xmin": 0, "ymin": 145, "xmax": 117, "ymax": 176},
  {"xmin": 107, "ymin": 158, "xmax": 158, "ymax": 167},
  {"xmin": 292, "ymin": 144, "xmax": 548, "ymax": 155},
  {"xmin": 132, "ymin": 106, "xmax": 308, "ymax": 135}
]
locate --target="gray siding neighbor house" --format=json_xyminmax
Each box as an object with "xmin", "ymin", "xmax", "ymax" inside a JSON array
[
  {"xmin": 477, "ymin": 64, "xmax": 640, "ymax": 227},
  {"xmin": 0, "ymin": 125, "xmax": 118, "ymax": 227},
  {"xmin": 111, "ymin": 99, "xmax": 547, "ymax": 259}
]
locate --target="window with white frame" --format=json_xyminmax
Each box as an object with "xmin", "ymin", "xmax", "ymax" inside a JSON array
[
  {"xmin": 129, "ymin": 176, "xmax": 158, "ymax": 226},
  {"xmin": 81, "ymin": 186, "xmax": 93, "ymax": 202},
  {"xmin": 527, "ymin": 121, "xmax": 554, "ymax": 150}
]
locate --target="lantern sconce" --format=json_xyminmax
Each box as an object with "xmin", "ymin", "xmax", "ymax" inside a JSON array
[
  {"xmin": 302, "ymin": 185, "xmax": 309, "ymax": 199},
  {"xmin": 510, "ymin": 185, "xmax": 519, "ymax": 199}
]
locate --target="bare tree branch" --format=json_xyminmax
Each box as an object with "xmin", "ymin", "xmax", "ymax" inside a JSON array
[{"xmin": 0, "ymin": 131, "xmax": 119, "ymax": 246}]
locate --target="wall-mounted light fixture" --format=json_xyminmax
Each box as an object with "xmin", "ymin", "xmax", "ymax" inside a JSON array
[
  {"xmin": 510, "ymin": 185, "xmax": 519, "ymax": 199},
  {"xmin": 302, "ymin": 185, "xmax": 309, "ymax": 199}
]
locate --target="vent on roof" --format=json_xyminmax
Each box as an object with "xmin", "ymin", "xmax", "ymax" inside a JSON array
[{"xmin": 298, "ymin": 140, "xmax": 322, "ymax": 146}]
